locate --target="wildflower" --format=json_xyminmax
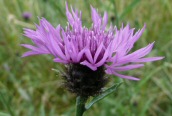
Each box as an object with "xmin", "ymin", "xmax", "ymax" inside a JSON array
[
  {"xmin": 21, "ymin": 4, "xmax": 163, "ymax": 96},
  {"xmin": 22, "ymin": 12, "xmax": 32, "ymax": 21}
]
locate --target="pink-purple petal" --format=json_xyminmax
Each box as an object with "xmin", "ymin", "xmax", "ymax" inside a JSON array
[
  {"xmin": 54, "ymin": 58, "xmax": 68, "ymax": 64},
  {"xmin": 93, "ymin": 42, "xmax": 104, "ymax": 63},
  {"xmin": 112, "ymin": 64, "xmax": 144, "ymax": 71},
  {"xmin": 112, "ymin": 72, "xmax": 140, "ymax": 81},
  {"xmin": 22, "ymin": 51, "xmax": 47, "ymax": 57},
  {"xmin": 85, "ymin": 49, "xmax": 94, "ymax": 63},
  {"xmin": 80, "ymin": 61, "xmax": 97, "ymax": 71},
  {"xmin": 133, "ymin": 57, "xmax": 164, "ymax": 62}
]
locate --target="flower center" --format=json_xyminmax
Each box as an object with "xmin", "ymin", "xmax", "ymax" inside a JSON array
[{"xmin": 63, "ymin": 63, "xmax": 108, "ymax": 97}]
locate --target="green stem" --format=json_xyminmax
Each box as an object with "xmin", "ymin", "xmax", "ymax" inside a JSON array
[{"xmin": 76, "ymin": 96, "xmax": 88, "ymax": 116}]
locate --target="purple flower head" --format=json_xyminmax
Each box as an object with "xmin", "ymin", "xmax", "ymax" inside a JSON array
[
  {"xmin": 22, "ymin": 4, "xmax": 163, "ymax": 81},
  {"xmin": 22, "ymin": 12, "xmax": 32, "ymax": 20}
]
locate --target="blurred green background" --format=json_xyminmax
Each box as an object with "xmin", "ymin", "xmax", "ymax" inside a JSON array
[{"xmin": 0, "ymin": 0, "xmax": 171, "ymax": 116}]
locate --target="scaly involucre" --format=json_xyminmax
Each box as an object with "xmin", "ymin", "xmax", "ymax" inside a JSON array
[{"xmin": 22, "ymin": 4, "xmax": 163, "ymax": 80}]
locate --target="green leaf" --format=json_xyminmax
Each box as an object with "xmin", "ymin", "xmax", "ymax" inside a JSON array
[
  {"xmin": 40, "ymin": 104, "xmax": 45, "ymax": 116},
  {"xmin": 85, "ymin": 82, "xmax": 123, "ymax": 110},
  {"xmin": 0, "ymin": 112, "xmax": 10, "ymax": 116}
]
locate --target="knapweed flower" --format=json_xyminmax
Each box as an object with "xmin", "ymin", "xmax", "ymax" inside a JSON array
[
  {"xmin": 22, "ymin": 12, "xmax": 32, "ymax": 21},
  {"xmin": 21, "ymin": 4, "xmax": 163, "ymax": 96}
]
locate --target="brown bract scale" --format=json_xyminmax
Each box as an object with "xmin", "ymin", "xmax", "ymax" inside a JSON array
[{"xmin": 63, "ymin": 63, "xmax": 108, "ymax": 97}]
